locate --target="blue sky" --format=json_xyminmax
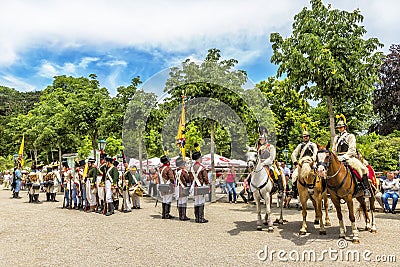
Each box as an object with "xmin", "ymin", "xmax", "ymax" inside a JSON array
[{"xmin": 0, "ymin": 0, "xmax": 399, "ymax": 97}]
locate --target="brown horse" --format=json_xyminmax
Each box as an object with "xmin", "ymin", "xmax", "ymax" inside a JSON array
[
  {"xmin": 297, "ymin": 156, "xmax": 331, "ymax": 235},
  {"xmin": 316, "ymin": 144, "xmax": 376, "ymax": 244}
]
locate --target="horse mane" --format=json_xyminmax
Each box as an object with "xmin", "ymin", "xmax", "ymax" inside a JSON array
[{"xmin": 299, "ymin": 160, "xmax": 312, "ymax": 179}]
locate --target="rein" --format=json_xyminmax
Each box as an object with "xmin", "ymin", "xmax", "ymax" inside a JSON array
[{"xmin": 247, "ymin": 153, "xmax": 269, "ymax": 195}]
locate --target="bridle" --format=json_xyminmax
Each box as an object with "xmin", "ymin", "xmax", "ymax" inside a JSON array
[
  {"xmin": 298, "ymin": 160, "xmax": 317, "ymax": 189},
  {"xmin": 247, "ymin": 151, "xmax": 264, "ymax": 175}
]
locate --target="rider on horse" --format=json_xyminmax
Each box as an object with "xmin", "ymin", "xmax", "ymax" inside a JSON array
[
  {"xmin": 256, "ymin": 126, "xmax": 284, "ymax": 198},
  {"xmin": 332, "ymin": 114, "xmax": 371, "ymax": 198},
  {"xmin": 291, "ymin": 124, "xmax": 318, "ymax": 194}
]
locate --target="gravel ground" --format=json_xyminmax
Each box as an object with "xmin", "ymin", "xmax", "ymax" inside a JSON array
[{"xmin": 0, "ymin": 187, "xmax": 399, "ymax": 267}]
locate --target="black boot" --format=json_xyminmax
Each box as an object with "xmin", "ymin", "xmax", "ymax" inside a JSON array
[
  {"xmin": 35, "ymin": 194, "xmax": 40, "ymax": 203},
  {"xmin": 105, "ymin": 203, "xmax": 113, "ymax": 216},
  {"xmin": 165, "ymin": 204, "xmax": 174, "ymax": 219},
  {"xmin": 362, "ymin": 174, "xmax": 371, "ymax": 198},
  {"xmin": 16, "ymin": 192, "xmax": 21, "ymax": 199},
  {"xmin": 161, "ymin": 203, "xmax": 166, "ymax": 219},
  {"xmin": 182, "ymin": 207, "xmax": 190, "ymax": 221},
  {"xmin": 53, "ymin": 193, "xmax": 59, "ymax": 202},
  {"xmin": 114, "ymin": 200, "xmax": 119, "ymax": 212},
  {"xmin": 178, "ymin": 207, "xmax": 183, "ymax": 220},
  {"xmin": 198, "ymin": 205, "xmax": 208, "ymax": 223},
  {"xmin": 46, "ymin": 193, "xmax": 50, "ymax": 202},
  {"xmin": 194, "ymin": 206, "xmax": 200, "ymax": 223},
  {"xmin": 277, "ymin": 175, "xmax": 284, "ymax": 198},
  {"xmin": 97, "ymin": 201, "xmax": 104, "ymax": 213},
  {"xmin": 29, "ymin": 194, "xmax": 33, "ymax": 203}
]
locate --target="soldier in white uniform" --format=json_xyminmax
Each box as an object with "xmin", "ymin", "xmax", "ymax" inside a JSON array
[
  {"xmin": 256, "ymin": 127, "xmax": 284, "ymax": 197},
  {"xmin": 51, "ymin": 163, "xmax": 61, "ymax": 202},
  {"xmin": 62, "ymin": 161, "xmax": 73, "ymax": 209},
  {"xmin": 291, "ymin": 125, "xmax": 318, "ymax": 184},
  {"xmin": 332, "ymin": 114, "xmax": 371, "ymax": 198},
  {"xmin": 189, "ymin": 151, "xmax": 209, "ymax": 223},
  {"xmin": 85, "ymin": 158, "xmax": 98, "ymax": 212},
  {"xmin": 96, "ymin": 154, "xmax": 107, "ymax": 213}
]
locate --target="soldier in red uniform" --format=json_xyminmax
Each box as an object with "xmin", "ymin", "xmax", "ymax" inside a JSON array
[
  {"xmin": 189, "ymin": 151, "xmax": 209, "ymax": 223},
  {"xmin": 159, "ymin": 155, "xmax": 175, "ymax": 219}
]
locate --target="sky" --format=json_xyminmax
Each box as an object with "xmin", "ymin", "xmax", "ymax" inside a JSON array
[{"xmin": 0, "ymin": 0, "xmax": 399, "ymax": 96}]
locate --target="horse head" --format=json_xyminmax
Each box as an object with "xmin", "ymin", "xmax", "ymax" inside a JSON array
[
  {"xmin": 316, "ymin": 141, "xmax": 343, "ymax": 178},
  {"xmin": 245, "ymin": 146, "xmax": 259, "ymax": 171},
  {"xmin": 298, "ymin": 156, "xmax": 316, "ymax": 189}
]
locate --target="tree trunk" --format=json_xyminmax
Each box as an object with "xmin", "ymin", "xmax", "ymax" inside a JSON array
[
  {"xmin": 138, "ymin": 129, "xmax": 143, "ymax": 176},
  {"xmin": 326, "ymin": 95, "xmax": 335, "ymax": 147},
  {"xmin": 92, "ymin": 137, "xmax": 97, "ymax": 161},
  {"xmin": 210, "ymin": 121, "xmax": 216, "ymax": 203}
]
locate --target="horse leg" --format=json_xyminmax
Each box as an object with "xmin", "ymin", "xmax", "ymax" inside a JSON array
[
  {"xmin": 369, "ymin": 195, "xmax": 377, "ymax": 233},
  {"xmin": 315, "ymin": 195, "xmax": 326, "ymax": 235},
  {"xmin": 323, "ymin": 193, "xmax": 331, "ymax": 226},
  {"xmin": 265, "ymin": 192, "xmax": 273, "ymax": 232},
  {"xmin": 331, "ymin": 193, "xmax": 345, "ymax": 238},
  {"xmin": 310, "ymin": 197, "xmax": 319, "ymax": 225},
  {"xmin": 356, "ymin": 196, "xmax": 370, "ymax": 231},
  {"xmin": 256, "ymin": 197, "xmax": 262, "ymax": 231},
  {"xmin": 299, "ymin": 191, "xmax": 308, "ymax": 235},
  {"xmin": 278, "ymin": 193, "xmax": 284, "ymax": 224},
  {"xmin": 346, "ymin": 196, "xmax": 359, "ymax": 244}
]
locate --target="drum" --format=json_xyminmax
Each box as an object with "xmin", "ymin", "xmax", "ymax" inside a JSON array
[
  {"xmin": 179, "ymin": 186, "xmax": 190, "ymax": 197},
  {"xmin": 158, "ymin": 184, "xmax": 173, "ymax": 194},
  {"xmin": 194, "ymin": 185, "xmax": 209, "ymax": 196},
  {"xmin": 32, "ymin": 184, "xmax": 40, "ymax": 190}
]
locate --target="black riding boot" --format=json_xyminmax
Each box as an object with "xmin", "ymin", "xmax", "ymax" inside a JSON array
[
  {"xmin": 194, "ymin": 206, "xmax": 200, "ymax": 223},
  {"xmin": 198, "ymin": 205, "xmax": 208, "ymax": 223},
  {"xmin": 105, "ymin": 203, "xmax": 113, "ymax": 216},
  {"xmin": 161, "ymin": 203, "xmax": 167, "ymax": 219},
  {"xmin": 362, "ymin": 174, "xmax": 371, "ymax": 198},
  {"xmin": 46, "ymin": 193, "xmax": 50, "ymax": 201},
  {"xmin": 178, "ymin": 207, "xmax": 183, "ymax": 220},
  {"xmin": 165, "ymin": 204, "xmax": 174, "ymax": 219},
  {"xmin": 53, "ymin": 193, "xmax": 59, "ymax": 202},
  {"xmin": 114, "ymin": 200, "xmax": 119, "ymax": 212},
  {"xmin": 277, "ymin": 175, "xmax": 284, "ymax": 198},
  {"xmin": 29, "ymin": 194, "xmax": 33, "ymax": 203},
  {"xmin": 182, "ymin": 207, "xmax": 190, "ymax": 221},
  {"xmin": 35, "ymin": 194, "xmax": 40, "ymax": 203},
  {"xmin": 97, "ymin": 201, "xmax": 104, "ymax": 213}
]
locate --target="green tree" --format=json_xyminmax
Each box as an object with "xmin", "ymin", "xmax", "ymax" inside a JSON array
[
  {"xmin": 371, "ymin": 44, "xmax": 400, "ymax": 135},
  {"xmin": 270, "ymin": 0, "xmax": 383, "ymax": 143}
]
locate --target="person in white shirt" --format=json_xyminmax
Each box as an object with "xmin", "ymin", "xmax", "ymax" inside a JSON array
[{"xmin": 381, "ymin": 171, "xmax": 399, "ymax": 214}]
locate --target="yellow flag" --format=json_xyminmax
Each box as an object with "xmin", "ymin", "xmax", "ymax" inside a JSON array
[
  {"xmin": 82, "ymin": 161, "xmax": 89, "ymax": 179},
  {"xmin": 176, "ymin": 94, "xmax": 186, "ymax": 157},
  {"xmin": 18, "ymin": 135, "xmax": 24, "ymax": 156}
]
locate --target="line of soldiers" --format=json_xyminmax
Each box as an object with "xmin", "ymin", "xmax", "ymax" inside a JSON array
[
  {"xmin": 158, "ymin": 151, "xmax": 210, "ymax": 223},
  {"xmin": 61, "ymin": 154, "xmax": 144, "ymax": 216}
]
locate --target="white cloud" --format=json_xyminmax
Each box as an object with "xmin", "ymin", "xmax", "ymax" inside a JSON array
[
  {"xmin": 2, "ymin": 0, "xmax": 397, "ymax": 68},
  {"xmin": 38, "ymin": 62, "xmax": 58, "ymax": 78},
  {"xmin": 78, "ymin": 57, "xmax": 99, "ymax": 68},
  {"xmin": 0, "ymin": 74, "xmax": 36, "ymax": 91},
  {"xmin": 98, "ymin": 59, "xmax": 128, "ymax": 67}
]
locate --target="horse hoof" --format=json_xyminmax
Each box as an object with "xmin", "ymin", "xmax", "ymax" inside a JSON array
[
  {"xmin": 314, "ymin": 220, "xmax": 319, "ymax": 225},
  {"xmin": 319, "ymin": 230, "xmax": 327, "ymax": 235},
  {"xmin": 263, "ymin": 222, "xmax": 268, "ymax": 226},
  {"xmin": 325, "ymin": 222, "xmax": 331, "ymax": 227},
  {"xmin": 353, "ymin": 239, "xmax": 360, "ymax": 244},
  {"xmin": 267, "ymin": 228, "xmax": 274, "ymax": 233},
  {"xmin": 299, "ymin": 231, "xmax": 307, "ymax": 235},
  {"xmin": 257, "ymin": 227, "xmax": 262, "ymax": 231},
  {"xmin": 279, "ymin": 219, "xmax": 284, "ymax": 225},
  {"xmin": 370, "ymin": 229, "xmax": 377, "ymax": 234},
  {"xmin": 339, "ymin": 235, "xmax": 346, "ymax": 239}
]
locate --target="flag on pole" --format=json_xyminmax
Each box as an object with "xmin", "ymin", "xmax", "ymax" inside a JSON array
[
  {"xmin": 176, "ymin": 93, "xmax": 186, "ymax": 157},
  {"xmin": 18, "ymin": 135, "xmax": 24, "ymax": 165}
]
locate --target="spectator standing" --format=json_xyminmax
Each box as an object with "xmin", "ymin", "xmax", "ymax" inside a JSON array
[{"xmin": 225, "ymin": 166, "xmax": 237, "ymax": 204}]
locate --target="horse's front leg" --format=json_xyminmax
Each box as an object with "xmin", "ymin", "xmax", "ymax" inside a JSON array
[
  {"xmin": 315, "ymin": 195, "xmax": 326, "ymax": 235},
  {"xmin": 299, "ymin": 191, "xmax": 308, "ymax": 235},
  {"xmin": 323, "ymin": 193, "xmax": 331, "ymax": 226},
  {"xmin": 330, "ymin": 193, "xmax": 345, "ymax": 238},
  {"xmin": 346, "ymin": 196, "xmax": 359, "ymax": 244},
  {"xmin": 264, "ymin": 191, "xmax": 273, "ymax": 232},
  {"xmin": 256, "ymin": 195, "xmax": 262, "ymax": 231}
]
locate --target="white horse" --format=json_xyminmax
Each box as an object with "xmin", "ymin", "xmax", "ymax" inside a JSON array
[{"xmin": 246, "ymin": 147, "xmax": 284, "ymax": 231}]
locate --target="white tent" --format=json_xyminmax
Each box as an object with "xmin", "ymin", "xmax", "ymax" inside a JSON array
[
  {"xmin": 201, "ymin": 153, "xmax": 232, "ymax": 167},
  {"xmin": 141, "ymin": 157, "xmax": 161, "ymax": 167},
  {"xmin": 230, "ymin": 159, "xmax": 247, "ymax": 168},
  {"xmin": 128, "ymin": 158, "xmax": 141, "ymax": 168}
]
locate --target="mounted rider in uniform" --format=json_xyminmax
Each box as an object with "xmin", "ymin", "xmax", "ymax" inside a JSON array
[{"xmin": 332, "ymin": 114, "xmax": 371, "ymax": 198}]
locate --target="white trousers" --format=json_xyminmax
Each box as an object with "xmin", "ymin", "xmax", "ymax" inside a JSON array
[
  {"xmin": 162, "ymin": 194, "xmax": 173, "ymax": 204},
  {"xmin": 122, "ymin": 190, "xmax": 132, "ymax": 211},
  {"xmin": 178, "ymin": 196, "xmax": 188, "ymax": 207},
  {"xmin": 194, "ymin": 195, "xmax": 205, "ymax": 206},
  {"xmin": 105, "ymin": 180, "xmax": 113, "ymax": 204}
]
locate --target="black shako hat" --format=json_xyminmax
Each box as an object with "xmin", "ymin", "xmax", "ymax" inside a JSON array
[{"xmin": 192, "ymin": 151, "xmax": 201, "ymax": 161}]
